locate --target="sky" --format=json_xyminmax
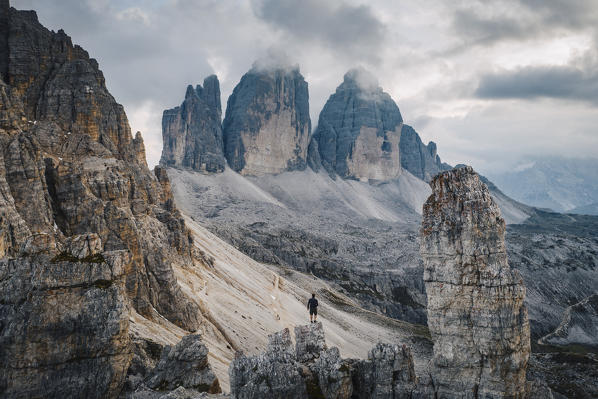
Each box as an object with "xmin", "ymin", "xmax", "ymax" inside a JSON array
[{"xmin": 13, "ymin": 0, "xmax": 598, "ymax": 174}]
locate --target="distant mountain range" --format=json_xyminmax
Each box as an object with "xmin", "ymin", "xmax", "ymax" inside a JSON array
[{"xmin": 487, "ymin": 157, "xmax": 598, "ymax": 213}]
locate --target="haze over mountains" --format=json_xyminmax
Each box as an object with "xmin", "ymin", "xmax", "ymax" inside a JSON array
[{"xmin": 487, "ymin": 157, "xmax": 598, "ymax": 214}]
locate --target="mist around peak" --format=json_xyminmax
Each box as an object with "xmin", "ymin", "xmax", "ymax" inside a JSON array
[{"xmin": 251, "ymin": 47, "xmax": 300, "ymax": 75}]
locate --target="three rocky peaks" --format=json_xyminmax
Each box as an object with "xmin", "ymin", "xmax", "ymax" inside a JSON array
[{"xmin": 161, "ymin": 66, "xmax": 449, "ymax": 181}]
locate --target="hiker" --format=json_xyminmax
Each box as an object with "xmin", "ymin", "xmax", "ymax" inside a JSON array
[{"xmin": 307, "ymin": 293, "xmax": 318, "ymax": 323}]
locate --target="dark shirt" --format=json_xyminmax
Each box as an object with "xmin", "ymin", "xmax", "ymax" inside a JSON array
[{"xmin": 307, "ymin": 298, "xmax": 318, "ymax": 310}]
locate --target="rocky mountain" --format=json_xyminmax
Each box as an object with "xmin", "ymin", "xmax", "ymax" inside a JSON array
[
  {"xmin": 308, "ymin": 68, "xmax": 403, "ymax": 181},
  {"xmin": 399, "ymin": 124, "xmax": 451, "ymax": 181},
  {"xmin": 487, "ymin": 157, "xmax": 598, "ymax": 212},
  {"xmin": 222, "ymin": 65, "xmax": 311, "ymax": 176},
  {"xmin": 0, "ymin": 2, "xmax": 216, "ymax": 396},
  {"xmin": 161, "ymin": 75, "xmax": 226, "ymax": 173}
]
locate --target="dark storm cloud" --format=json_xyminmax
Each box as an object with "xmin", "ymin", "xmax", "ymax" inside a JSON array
[
  {"xmin": 252, "ymin": 0, "xmax": 386, "ymax": 61},
  {"xmin": 475, "ymin": 64, "xmax": 598, "ymax": 104},
  {"xmin": 452, "ymin": 0, "xmax": 598, "ymax": 46}
]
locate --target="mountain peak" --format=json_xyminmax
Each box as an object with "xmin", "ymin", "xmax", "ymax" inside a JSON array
[
  {"xmin": 309, "ymin": 70, "xmax": 402, "ymax": 181},
  {"xmin": 161, "ymin": 75, "xmax": 225, "ymax": 173},
  {"xmin": 222, "ymin": 63, "xmax": 310, "ymax": 176}
]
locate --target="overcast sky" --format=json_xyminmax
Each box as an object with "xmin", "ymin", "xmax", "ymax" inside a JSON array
[{"xmin": 13, "ymin": 0, "xmax": 598, "ymax": 174}]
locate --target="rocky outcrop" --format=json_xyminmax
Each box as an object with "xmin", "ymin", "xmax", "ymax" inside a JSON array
[
  {"xmin": 222, "ymin": 65, "xmax": 311, "ymax": 176},
  {"xmin": 0, "ymin": 3, "xmax": 208, "ymax": 397},
  {"xmin": 145, "ymin": 334, "xmax": 221, "ymax": 393},
  {"xmin": 229, "ymin": 322, "xmax": 423, "ymax": 399},
  {"xmin": 308, "ymin": 68, "xmax": 403, "ymax": 182},
  {"xmin": 399, "ymin": 125, "xmax": 450, "ymax": 181},
  {"xmin": 420, "ymin": 166, "xmax": 531, "ymax": 398},
  {"xmin": 161, "ymin": 76, "xmax": 226, "ymax": 173}
]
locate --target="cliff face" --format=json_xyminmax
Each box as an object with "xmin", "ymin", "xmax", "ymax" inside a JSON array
[
  {"xmin": 420, "ymin": 166, "xmax": 531, "ymax": 398},
  {"xmin": 222, "ymin": 66, "xmax": 311, "ymax": 176},
  {"xmin": 400, "ymin": 124, "xmax": 450, "ymax": 181},
  {"xmin": 161, "ymin": 75, "xmax": 226, "ymax": 173},
  {"xmin": 0, "ymin": 4, "xmax": 207, "ymax": 397},
  {"xmin": 309, "ymin": 68, "xmax": 403, "ymax": 182}
]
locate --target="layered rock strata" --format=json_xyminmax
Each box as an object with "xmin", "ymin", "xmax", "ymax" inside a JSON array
[
  {"xmin": 161, "ymin": 76, "xmax": 225, "ymax": 173},
  {"xmin": 229, "ymin": 322, "xmax": 424, "ymax": 399},
  {"xmin": 399, "ymin": 124, "xmax": 451, "ymax": 181},
  {"xmin": 222, "ymin": 66, "xmax": 311, "ymax": 176},
  {"xmin": 308, "ymin": 68, "xmax": 403, "ymax": 181},
  {"xmin": 0, "ymin": 3, "xmax": 209, "ymax": 397},
  {"xmin": 0, "ymin": 251, "xmax": 131, "ymax": 399},
  {"xmin": 420, "ymin": 166, "xmax": 531, "ymax": 398}
]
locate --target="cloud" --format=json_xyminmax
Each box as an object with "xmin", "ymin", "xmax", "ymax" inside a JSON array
[
  {"xmin": 450, "ymin": 0, "xmax": 598, "ymax": 48},
  {"xmin": 252, "ymin": 0, "xmax": 386, "ymax": 62},
  {"xmin": 475, "ymin": 39, "xmax": 598, "ymax": 105},
  {"xmin": 251, "ymin": 47, "xmax": 299, "ymax": 73},
  {"xmin": 475, "ymin": 64, "xmax": 598, "ymax": 104}
]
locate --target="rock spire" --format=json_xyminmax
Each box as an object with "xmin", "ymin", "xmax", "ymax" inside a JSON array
[{"xmin": 420, "ymin": 166, "xmax": 531, "ymax": 398}]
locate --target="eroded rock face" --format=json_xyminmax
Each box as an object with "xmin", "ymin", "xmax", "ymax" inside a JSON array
[
  {"xmin": 420, "ymin": 166, "xmax": 531, "ymax": 398},
  {"xmin": 0, "ymin": 3, "xmax": 205, "ymax": 397},
  {"xmin": 399, "ymin": 125, "xmax": 450, "ymax": 182},
  {"xmin": 146, "ymin": 334, "xmax": 221, "ymax": 393},
  {"xmin": 229, "ymin": 328, "xmax": 307, "ymax": 398},
  {"xmin": 0, "ymin": 253, "xmax": 131, "ymax": 399},
  {"xmin": 309, "ymin": 68, "xmax": 402, "ymax": 181},
  {"xmin": 229, "ymin": 322, "xmax": 421, "ymax": 399},
  {"xmin": 222, "ymin": 66, "xmax": 311, "ymax": 176},
  {"xmin": 161, "ymin": 76, "xmax": 226, "ymax": 173}
]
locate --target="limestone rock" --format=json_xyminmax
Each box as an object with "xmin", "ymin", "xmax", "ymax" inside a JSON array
[
  {"xmin": 161, "ymin": 76, "xmax": 226, "ymax": 173},
  {"xmin": 0, "ymin": 3, "xmax": 209, "ymax": 397},
  {"xmin": 313, "ymin": 347, "xmax": 354, "ymax": 399},
  {"xmin": 420, "ymin": 166, "xmax": 531, "ymax": 398},
  {"xmin": 65, "ymin": 233, "xmax": 102, "ymax": 258},
  {"xmin": 309, "ymin": 68, "xmax": 402, "ymax": 181},
  {"xmin": 0, "ymin": 1, "xmax": 202, "ymax": 331},
  {"xmin": 0, "ymin": 0, "xmax": 8, "ymax": 81},
  {"xmin": 147, "ymin": 334, "xmax": 221, "ymax": 394},
  {"xmin": 295, "ymin": 322, "xmax": 327, "ymax": 363},
  {"xmin": 229, "ymin": 323, "xmax": 422, "ymax": 399},
  {"xmin": 0, "ymin": 253, "xmax": 131, "ymax": 399},
  {"xmin": 399, "ymin": 124, "xmax": 450, "ymax": 181},
  {"xmin": 222, "ymin": 65, "xmax": 311, "ymax": 176}
]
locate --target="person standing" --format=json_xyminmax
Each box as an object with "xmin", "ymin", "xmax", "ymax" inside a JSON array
[{"xmin": 307, "ymin": 293, "xmax": 318, "ymax": 323}]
